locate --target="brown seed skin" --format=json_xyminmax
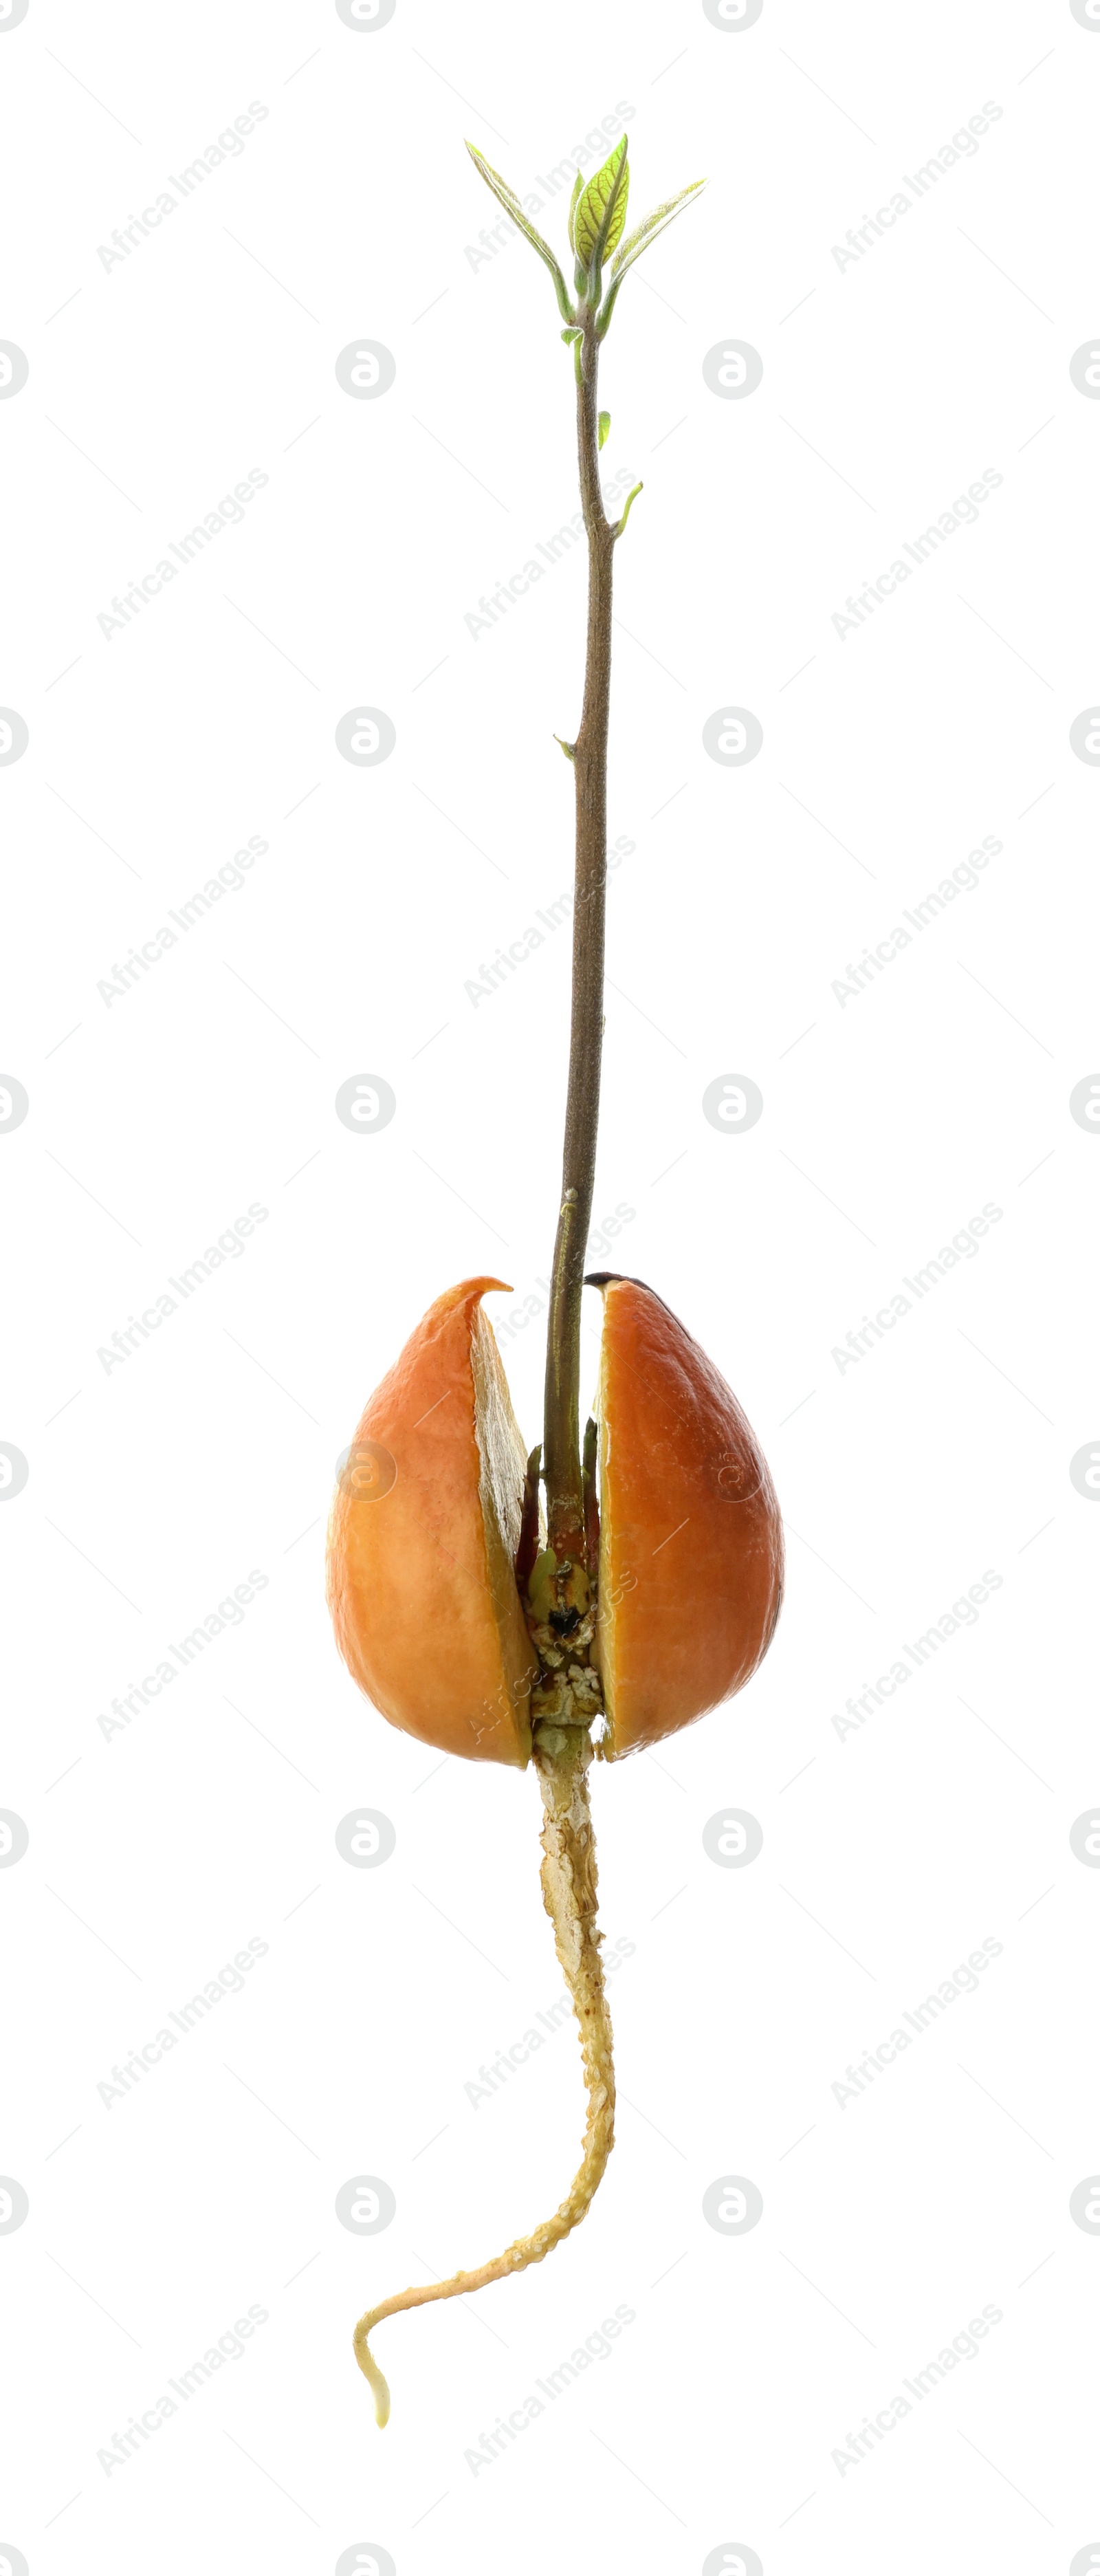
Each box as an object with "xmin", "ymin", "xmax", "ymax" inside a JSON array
[
  {"xmin": 587, "ymin": 1273, "xmax": 784, "ymax": 1756},
  {"xmin": 326, "ymin": 1278, "xmax": 534, "ymax": 1767}
]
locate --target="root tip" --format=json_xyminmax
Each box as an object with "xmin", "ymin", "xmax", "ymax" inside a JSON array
[{"xmin": 353, "ymin": 2322, "xmax": 391, "ymax": 2427}]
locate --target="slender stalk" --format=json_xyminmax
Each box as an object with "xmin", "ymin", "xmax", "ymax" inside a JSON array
[
  {"xmin": 352, "ymin": 1731, "xmax": 614, "ymax": 2424},
  {"xmin": 542, "ymin": 315, "xmax": 615, "ymax": 1564}
]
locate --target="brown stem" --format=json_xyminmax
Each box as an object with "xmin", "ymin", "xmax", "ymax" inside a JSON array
[
  {"xmin": 514, "ymin": 1443, "xmax": 542, "ymax": 1594},
  {"xmin": 542, "ymin": 316, "xmax": 614, "ymax": 1564},
  {"xmin": 352, "ymin": 1729, "xmax": 614, "ymax": 2425}
]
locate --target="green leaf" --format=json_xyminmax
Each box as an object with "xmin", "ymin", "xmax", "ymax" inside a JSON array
[
  {"xmin": 597, "ymin": 179, "xmax": 707, "ymax": 333},
  {"xmin": 598, "ymin": 410, "xmax": 610, "ymax": 450},
  {"xmin": 613, "ymin": 479, "xmax": 644, "ymax": 538},
  {"xmin": 611, "ymin": 180, "xmax": 707, "ymax": 281},
  {"xmin": 573, "ymin": 135, "xmax": 629, "ymax": 270},
  {"xmin": 566, "ymin": 168, "xmax": 584, "ymax": 254},
  {"xmin": 465, "ymin": 141, "xmax": 575, "ymax": 322}
]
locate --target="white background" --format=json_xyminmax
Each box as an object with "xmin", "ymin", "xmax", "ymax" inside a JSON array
[{"xmin": 2, "ymin": 1, "xmax": 1098, "ymax": 2570}]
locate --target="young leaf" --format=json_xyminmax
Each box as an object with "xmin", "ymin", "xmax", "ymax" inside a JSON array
[
  {"xmin": 465, "ymin": 142, "xmax": 575, "ymax": 323},
  {"xmin": 566, "ymin": 168, "xmax": 584, "ymax": 254},
  {"xmin": 597, "ymin": 179, "xmax": 707, "ymax": 334},
  {"xmin": 573, "ymin": 135, "xmax": 630, "ymax": 271},
  {"xmin": 610, "ymin": 179, "xmax": 707, "ymax": 281},
  {"xmin": 613, "ymin": 479, "xmax": 644, "ymax": 539},
  {"xmin": 598, "ymin": 411, "xmax": 610, "ymax": 450}
]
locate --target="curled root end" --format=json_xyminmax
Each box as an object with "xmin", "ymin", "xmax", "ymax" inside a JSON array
[
  {"xmin": 350, "ymin": 1732, "xmax": 613, "ymax": 2424},
  {"xmin": 353, "ymin": 2318, "xmax": 391, "ymax": 2427}
]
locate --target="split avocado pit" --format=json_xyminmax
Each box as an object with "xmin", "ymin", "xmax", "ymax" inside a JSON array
[{"xmin": 327, "ymin": 1274, "xmax": 782, "ymax": 1770}]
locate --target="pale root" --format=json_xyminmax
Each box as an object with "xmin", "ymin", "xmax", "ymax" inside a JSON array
[{"xmin": 352, "ymin": 1726, "xmax": 615, "ymax": 2423}]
